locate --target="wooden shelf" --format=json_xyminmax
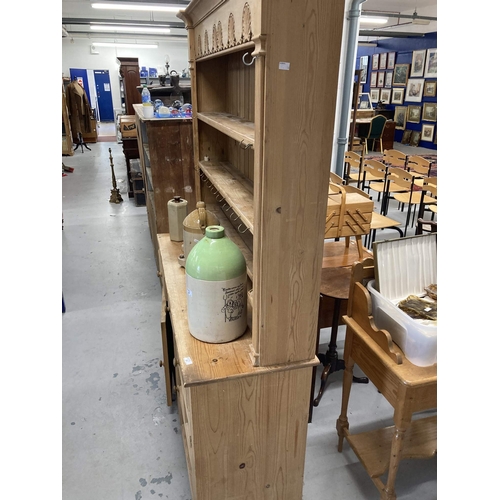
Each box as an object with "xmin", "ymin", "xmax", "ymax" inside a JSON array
[
  {"xmin": 197, "ymin": 112, "xmax": 254, "ymax": 146},
  {"xmin": 199, "ymin": 160, "xmax": 254, "ymax": 233},
  {"xmin": 158, "ymin": 234, "xmax": 316, "ymax": 387},
  {"xmin": 346, "ymin": 416, "xmax": 437, "ymax": 479}
]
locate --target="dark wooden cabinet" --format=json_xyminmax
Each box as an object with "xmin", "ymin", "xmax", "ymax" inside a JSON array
[
  {"xmin": 122, "ymin": 137, "xmax": 140, "ymax": 197},
  {"xmin": 117, "ymin": 57, "xmax": 142, "ymax": 115},
  {"xmin": 381, "ymin": 120, "xmax": 396, "ymax": 150}
]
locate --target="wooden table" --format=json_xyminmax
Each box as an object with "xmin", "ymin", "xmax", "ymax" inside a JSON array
[{"xmin": 336, "ymin": 270, "xmax": 437, "ymax": 500}]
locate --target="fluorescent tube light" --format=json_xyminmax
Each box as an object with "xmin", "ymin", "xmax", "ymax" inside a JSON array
[
  {"xmin": 92, "ymin": 3, "xmax": 181, "ymax": 12},
  {"xmin": 359, "ymin": 17, "xmax": 388, "ymax": 25},
  {"xmin": 92, "ymin": 42, "xmax": 158, "ymax": 49},
  {"xmin": 90, "ymin": 25, "xmax": 171, "ymax": 34}
]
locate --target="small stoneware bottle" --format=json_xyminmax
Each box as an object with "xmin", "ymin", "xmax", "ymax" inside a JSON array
[
  {"xmin": 167, "ymin": 196, "xmax": 188, "ymax": 242},
  {"xmin": 185, "ymin": 225, "xmax": 247, "ymax": 343}
]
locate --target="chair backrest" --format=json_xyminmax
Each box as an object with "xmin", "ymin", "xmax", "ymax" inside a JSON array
[
  {"xmin": 329, "ymin": 171, "xmax": 344, "ymax": 186},
  {"xmin": 367, "ymin": 115, "xmax": 387, "ymax": 139},
  {"xmin": 407, "ymin": 155, "xmax": 432, "ymax": 176},
  {"xmin": 383, "ymin": 149, "xmax": 407, "ymax": 169},
  {"xmin": 362, "ymin": 159, "xmax": 387, "ymax": 181},
  {"xmin": 343, "ymin": 151, "xmax": 361, "ymax": 182},
  {"xmin": 386, "ymin": 166, "xmax": 416, "ymax": 195}
]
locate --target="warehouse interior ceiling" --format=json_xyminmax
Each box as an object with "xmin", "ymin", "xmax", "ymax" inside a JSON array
[{"xmin": 61, "ymin": 0, "xmax": 437, "ymax": 43}]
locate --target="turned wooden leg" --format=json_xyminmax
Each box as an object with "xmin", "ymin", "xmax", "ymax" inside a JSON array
[
  {"xmin": 381, "ymin": 409, "xmax": 412, "ymax": 500},
  {"xmin": 337, "ymin": 326, "xmax": 355, "ymax": 452}
]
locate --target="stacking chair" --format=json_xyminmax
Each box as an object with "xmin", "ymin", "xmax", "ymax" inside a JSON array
[
  {"xmin": 416, "ymin": 176, "xmax": 438, "ymax": 221},
  {"xmin": 382, "ymin": 149, "xmax": 407, "ymax": 170},
  {"xmin": 407, "ymin": 155, "xmax": 433, "ymax": 186},
  {"xmin": 361, "ymin": 158, "xmax": 387, "ymax": 197},
  {"xmin": 356, "ymin": 115, "xmax": 387, "ymax": 155},
  {"xmin": 388, "ymin": 168, "xmax": 436, "ymax": 236},
  {"xmin": 342, "ymin": 149, "xmax": 378, "ymax": 188}
]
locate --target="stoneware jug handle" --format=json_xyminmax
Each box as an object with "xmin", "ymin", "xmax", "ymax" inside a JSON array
[{"xmin": 198, "ymin": 206, "xmax": 207, "ymax": 229}]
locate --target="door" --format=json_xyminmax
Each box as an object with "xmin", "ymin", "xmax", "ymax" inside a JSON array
[{"xmin": 93, "ymin": 70, "xmax": 114, "ymax": 122}]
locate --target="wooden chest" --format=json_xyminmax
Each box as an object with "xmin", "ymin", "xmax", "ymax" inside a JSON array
[{"xmin": 325, "ymin": 187, "xmax": 373, "ymax": 239}]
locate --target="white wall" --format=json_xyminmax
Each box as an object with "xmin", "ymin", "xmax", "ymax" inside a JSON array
[{"xmin": 62, "ymin": 38, "xmax": 189, "ymax": 115}]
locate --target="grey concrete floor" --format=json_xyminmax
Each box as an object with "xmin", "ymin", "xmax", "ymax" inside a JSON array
[{"xmin": 62, "ymin": 136, "xmax": 437, "ymax": 499}]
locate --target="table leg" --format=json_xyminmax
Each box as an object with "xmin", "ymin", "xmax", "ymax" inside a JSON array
[{"xmin": 313, "ymin": 298, "xmax": 368, "ymax": 407}]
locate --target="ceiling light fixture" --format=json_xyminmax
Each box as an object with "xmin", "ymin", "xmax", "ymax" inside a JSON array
[
  {"xmin": 91, "ymin": 2, "xmax": 181, "ymax": 13},
  {"xmin": 92, "ymin": 42, "xmax": 159, "ymax": 49},
  {"xmin": 90, "ymin": 25, "xmax": 171, "ymax": 34},
  {"xmin": 359, "ymin": 16, "xmax": 388, "ymax": 25}
]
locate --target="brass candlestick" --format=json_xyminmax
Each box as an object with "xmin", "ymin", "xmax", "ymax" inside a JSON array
[{"xmin": 108, "ymin": 148, "xmax": 123, "ymax": 204}]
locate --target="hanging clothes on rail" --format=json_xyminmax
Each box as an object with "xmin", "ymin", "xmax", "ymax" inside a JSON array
[{"xmin": 66, "ymin": 80, "xmax": 92, "ymax": 143}]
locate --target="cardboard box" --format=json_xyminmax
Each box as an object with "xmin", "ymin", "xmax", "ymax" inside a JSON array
[{"xmin": 120, "ymin": 115, "xmax": 137, "ymax": 137}]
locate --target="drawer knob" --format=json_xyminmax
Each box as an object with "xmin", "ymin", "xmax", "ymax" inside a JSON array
[
  {"xmin": 159, "ymin": 360, "xmax": 163, "ymax": 367},
  {"xmin": 173, "ymin": 358, "xmax": 178, "ymax": 367},
  {"xmin": 157, "ymin": 271, "xmax": 163, "ymax": 278}
]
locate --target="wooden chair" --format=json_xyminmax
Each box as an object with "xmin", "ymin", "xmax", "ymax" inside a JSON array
[
  {"xmin": 356, "ymin": 115, "xmax": 387, "ymax": 154},
  {"xmin": 416, "ymin": 176, "xmax": 438, "ymax": 221},
  {"xmin": 382, "ymin": 149, "xmax": 407, "ymax": 170},
  {"xmin": 388, "ymin": 169, "xmax": 436, "ymax": 236},
  {"xmin": 407, "ymin": 155, "xmax": 433, "ymax": 186}
]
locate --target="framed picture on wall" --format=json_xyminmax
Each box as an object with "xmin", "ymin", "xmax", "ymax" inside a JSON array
[
  {"xmin": 387, "ymin": 52, "xmax": 396, "ymax": 69},
  {"xmin": 423, "ymin": 102, "xmax": 437, "ymax": 121},
  {"xmin": 401, "ymin": 129, "xmax": 412, "ymax": 145},
  {"xmin": 370, "ymin": 88, "xmax": 380, "ymax": 103},
  {"xmin": 394, "ymin": 106, "xmax": 407, "ymax": 130},
  {"xmin": 410, "ymin": 50, "xmax": 426, "ymax": 77},
  {"xmin": 359, "ymin": 55, "xmax": 369, "ymax": 83},
  {"xmin": 380, "ymin": 88, "xmax": 391, "ymax": 104},
  {"xmin": 407, "ymin": 105, "xmax": 422, "ymax": 123},
  {"xmin": 372, "ymin": 53, "xmax": 379, "ymax": 70},
  {"xmin": 421, "ymin": 123, "xmax": 435, "ymax": 142},
  {"xmin": 384, "ymin": 71, "xmax": 393, "ymax": 88},
  {"xmin": 424, "ymin": 48, "xmax": 437, "ymax": 78},
  {"xmin": 405, "ymin": 78, "xmax": 425, "ymax": 102},
  {"xmin": 379, "ymin": 53, "xmax": 387, "ymax": 70},
  {"xmin": 424, "ymin": 81, "xmax": 437, "ymax": 97},
  {"xmin": 370, "ymin": 71, "xmax": 377, "ymax": 87},
  {"xmin": 377, "ymin": 71, "xmax": 385, "ymax": 87},
  {"xmin": 393, "ymin": 64, "xmax": 410, "ymax": 86},
  {"xmin": 391, "ymin": 88, "xmax": 404, "ymax": 104},
  {"xmin": 410, "ymin": 130, "xmax": 421, "ymax": 147}
]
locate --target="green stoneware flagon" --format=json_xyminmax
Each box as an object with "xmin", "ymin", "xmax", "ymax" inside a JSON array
[{"xmin": 185, "ymin": 225, "xmax": 246, "ymax": 281}]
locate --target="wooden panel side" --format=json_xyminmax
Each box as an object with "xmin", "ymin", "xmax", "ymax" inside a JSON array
[
  {"xmin": 147, "ymin": 121, "xmax": 196, "ymax": 233},
  {"xmin": 189, "ymin": 367, "xmax": 311, "ymax": 500},
  {"xmin": 254, "ymin": 0, "xmax": 345, "ymax": 366}
]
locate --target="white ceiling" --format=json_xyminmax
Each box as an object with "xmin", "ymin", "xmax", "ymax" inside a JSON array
[{"xmin": 62, "ymin": 0, "xmax": 437, "ymax": 42}]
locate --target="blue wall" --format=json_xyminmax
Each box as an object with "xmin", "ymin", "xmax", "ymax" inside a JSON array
[{"xmin": 356, "ymin": 33, "xmax": 437, "ymax": 150}]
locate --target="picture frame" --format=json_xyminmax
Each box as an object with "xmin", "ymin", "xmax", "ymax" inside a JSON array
[
  {"xmin": 384, "ymin": 71, "xmax": 393, "ymax": 88},
  {"xmin": 370, "ymin": 71, "xmax": 377, "ymax": 88},
  {"xmin": 370, "ymin": 88, "xmax": 380, "ymax": 103},
  {"xmin": 422, "ymin": 102, "xmax": 437, "ymax": 122},
  {"xmin": 377, "ymin": 71, "xmax": 385, "ymax": 87},
  {"xmin": 410, "ymin": 49, "xmax": 426, "ymax": 77},
  {"xmin": 421, "ymin": 123, "xmax": 435, "ymax": 142},
  {"xmin": 424, "ymin": 48, "xmax": 437, "ymax": 78},
  {"xmin": 372, "ymin": 53, "xmax": 379, "ymax": 70},
  {"xmin": 393, "ymin": 64, "xmax": 410, "ymax": 86},
  {"xmin": 405, "ymin": 78, "xmax": 425, "ymax": 102},
  {"xmin": 410, "ymin": 130, "xmax": 421, "ymax": 147},
  {"xmin": 401, "ymin": 129, "xmax": 412, "ymax": 145},
  {"xmin": 407, "ymin": 105, "xmax": 422, "ymax": 123},
  {"xmin": 380, "ymin": 88, "xmax": 391, "ymax": 104},
  {"xmin": 391, "ymin": 88, "xmax": 404, "ymax": 104},
  {"xmin": 359, "ymin": 55, "xmax": 369, "ymax": 84},
  {"xmin": 379, "ymin": 53, "xmax": 387, "ymax": 70},
  {"xmin": 387, "ymin": 52, "xmax": 396, "ymax": 70},
  {"xmin": 423, "ymin": 80, "xmax": 437, "ymax": 97},
  {"xmin": 394, "ymin": 106, "xmax": 407, "ymax": 130}
]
